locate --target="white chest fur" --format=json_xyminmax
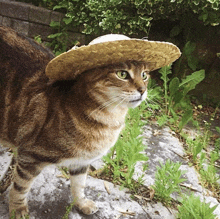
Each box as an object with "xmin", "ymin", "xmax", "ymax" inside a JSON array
[{"xmin": 58, "ymin": 126, "xmax": 122, "ymax": 168}]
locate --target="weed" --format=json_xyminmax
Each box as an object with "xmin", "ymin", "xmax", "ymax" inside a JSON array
[
  {"xmin": 152, "ymin": 160, "xmax": 186, "ymax": 205},
  {"xmin": 58, "ymin": 166, "xmax": 70, "ymax": 179},
  {"xmin": 214, "ymin": 126, "xmax": 220, "ymax": 152},
  {"xmin": 199, "ymin": 150, "xmax": 220, "ymax": 192},
  {"xmin": 158, "ymin": 65, "xmax": 205, "ymax": 131},
  {"xmin": 9, "ymin": 209, "xmax": 29, "ymax": 219},
  {"xmin": 47, "ymin": 21, "xmax": 79, "ymax": 56},
  {"xmin": 62, "ymin": 201, "xmax": 76, "ymax": 219},
  {"xmin": 144, "ymin": 78, "xmax": 163, "ymax": 119},
  {"xmin": 185, "ymin": 135, "xmax": 206, "ymax": 164},
  {"xmin": 199, "ymin": 164, "xmax": 220, "ymax": 192},
  {"xmin": 34, "ymin": 35, "xmax": 42, "ymax": 44},
  {"xmin": 177, "ymin": 193, "xmax": 217, "ymax": 219},
  {"xmin": 10, "ymin": 210, "xmax": 15, "ymax": 219},
  {"xmin": 102, "ymin": 103, "xmax": 148, "ymax": 192}
]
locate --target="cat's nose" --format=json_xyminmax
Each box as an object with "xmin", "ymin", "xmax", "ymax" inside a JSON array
[{"xmin": 137, "ymin": 86, "xmax": 145, "ymax": 95}]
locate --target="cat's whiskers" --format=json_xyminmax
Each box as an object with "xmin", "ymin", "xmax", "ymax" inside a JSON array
[
  {"xmin": 144, "ymin": 97, "xmax": 162, "ymax": 110},
  {"xmin": 111, "ymin": 95, "xmax": 129, "ymax": 112},
  {"xmin": 87, "ymin": 95, "xmax": 122, "ymax": 118}
]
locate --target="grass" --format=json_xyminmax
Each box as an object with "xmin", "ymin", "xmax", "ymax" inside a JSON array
[
  {"xmin": 59, "ymin": 66, "xmax": 219, "ymax": 217},
  {"xmin": 10, "ymin": 210, "xmax": 29, "ymax": 219},
  {"xmin": 98, "ymin": 67, "xmax": 219, "ymax": 218},
  {"xmin": 102, "ymin": 105, "xmax": 149, "ymax": 192},
  {"xmin": 152, "ymin": 160, "xmax": 187, "ymax": 205},
  {"xmin": 62, "ymin": 201, "xmax": 76, "ymax": 219},
  {"xmin": 98, "ymin": 98, "xmax": 219, "ymax": 217},
  {"xmin": 178, "ymin": 193, "xmax": 218, "ymax": 219}
]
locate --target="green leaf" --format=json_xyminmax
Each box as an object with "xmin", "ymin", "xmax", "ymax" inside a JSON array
[
  {"xmin": 159, "ymin": 65, "xmax": 172, "ymax": 84},
  {"xmin": 179, "ymin": 70, "xmax": 205, "ymax": 95},
  {"xmin": 63, "ymin": 17, "xmax": 73, "ymax": 25},
  {"xmin": 178, "ymin": 193, "xmax": 217, "ymax": 219},
  {"xmin": 47, "ymin": 32, "xmax": 63, "ymax": 39},
  {"xmin": 170, "ymin": 25, "xmax": 182, "ymax": 37},
  {"xmin": 169, "ymin": 77, "xmax": 180, "ymax": 97},
  {"xmin": 173, "ymin": 92, "xmax": 184, "ymax": 106},
  {"xmin": 187, "ymin": 55, "xmax": 199, "ymax": 71},
  {"xmin": 50, "ymin": 21, "xmax": 61, "ymax": 28},
  {"xmin": 183, "ymin": 41, "xmax": 196, "ymax": 56},
  {"xmin": 53, "ymin": 5, "xmax": 66, "ymax": 10},
  {"xmin": 179, "ymin": 109, "xmax": 193, "ymax": 130}
]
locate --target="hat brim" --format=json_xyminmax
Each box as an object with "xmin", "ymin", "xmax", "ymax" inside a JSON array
[{"xmin": 45, "ymin": 39, "xmax": 181, "ymax": 80}]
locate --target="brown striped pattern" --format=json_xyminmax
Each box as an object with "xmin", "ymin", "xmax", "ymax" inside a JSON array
[{"xmin": 0, "ymin": 26, "xmax": 150, "ymax": 218}]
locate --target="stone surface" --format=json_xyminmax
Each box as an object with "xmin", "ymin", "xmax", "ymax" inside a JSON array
[
  {"xmin": 11, "ymin": 19, "xmax": 29, "ymax": 36},
  {"xmin": 29, "ymin": 22, "xmax": 53, "ymax": 41},
  {"xmin": 2, "ymin": 16, "xmax": 11, "ymax": 27},
  {"xmin": 29, "ymin": 5, "xmax": 51, "ymax": 25},
  {"xmin": 51, "ymin": 11, "xmax": 64, "ymax": 23},
  {"xmin": 0, "ymin": 165, "xmax": 150, "ymax": 219},
  {"xmin": 68, "ymin": 32, "xmax": 87, "ymax": 47},
  {"xmin": 133, "ymin": 124, "xmax": 185, "ymax": 187},
  {"xmin": 138, "ymin": 124, "xmax": 220, "ymax": 218},
  {"xmin": 0, "ymin": 123, "xmax": 220, "ymax": 218},
  {"xmin": 0, "ymin": 1, "xmax": 29, "ymax": 20},
  {"xmin": 0, "ymin": 148, "xmax": 12, "ymax": 182}
]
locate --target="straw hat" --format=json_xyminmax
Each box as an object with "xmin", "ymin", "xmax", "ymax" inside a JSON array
[{"xmin": 45, "ymin": 34, "xmax": 181, "ymax": 80}]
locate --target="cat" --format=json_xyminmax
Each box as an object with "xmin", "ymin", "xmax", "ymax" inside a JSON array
[{"xmin": 0, "ymin": 25, "xmax": 150, "ymax": 218}]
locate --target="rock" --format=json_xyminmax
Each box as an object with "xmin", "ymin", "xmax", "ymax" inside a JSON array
[
  {"xmin": 0, "ymin": 165, "xmax": 151, "ymax": 219},
  {"xmin": 0, "ymin": 123, "xmax": 220, "ymax": 218},
  {"xmin": 134, "ymin": 124, "xmax": 220, "ymax": 218},
  {"xmin": 0, "ymin": 147, "xmax": 12, "ymax": 182}
]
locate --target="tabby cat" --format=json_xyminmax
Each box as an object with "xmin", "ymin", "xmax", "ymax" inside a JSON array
[{"xmin": 0, "ymin": 26, "xmax": 150, "ymax": 218}]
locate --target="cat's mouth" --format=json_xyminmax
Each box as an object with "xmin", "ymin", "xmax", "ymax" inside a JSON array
[{"xmin": 129, "ymin": 98, "xmax": 142, "ymax": 103}]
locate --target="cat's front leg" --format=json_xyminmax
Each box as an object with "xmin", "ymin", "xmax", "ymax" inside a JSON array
[{"xmin": 69, "ymin": 165, "xmax": 98, "ymax": 215}]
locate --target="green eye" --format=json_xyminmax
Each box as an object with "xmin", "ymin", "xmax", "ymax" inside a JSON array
[
  {"xmin": 116, "ymin": 71, "xmax": 129, "ymax": 79},
  {"xmin": 141, "ymin": 71, "xmax": 149, "ymax": 80}
]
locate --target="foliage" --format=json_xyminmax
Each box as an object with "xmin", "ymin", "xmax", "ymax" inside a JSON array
[
  {"xmin": 62, "ymin": 201, "xmax": 76, "ymax": 219},
  {"xmin": 152, "ymin": 160, "xmax": 186, "ymax": 205},
  {"xmin": 34, "ymin": 35, "xmax": 42, "ymax": 44},
  {"xmin": 182, "ymin": 120, "xmax": 220, "ymax": 194},
  {"xmin": 177, "ymin": 193, "xmax": 217, "ymax": 219},
  {"xmin": 15, "ymin": 0, "xmax": 60, "ymax": 10},
  {"xmin": 185, "ymin": 132, "xmax": 210, "ymax": 164},
  {"xmin": 10, "ymin": 210, "xmax": 29, "ymax": 219},
  {"xmin": 47, "ymin": 21, "xmax": 70, "ymax": 56},
  {"xmin": 17, "ymin": 0, "xmax": 220, "ymax": 36},
  {"xmin": 175, "ymin": 41, "xmax": 200, "ymax": 76},
  {"xmin": 158, "ymin": 65, "xmax": 205, "ymax": 131},
  {"xmin": 214, "ymin": 126, "xmax": 220, "ymax": 152},
  {"xmin": 53, "ymin": 0, "xmax": 220, "ymax": 35},
  {"xmin": 199, "ymin": 150, "xmax": 220, "ymax": 192},
  {"xmin": 102, "ymin": 104, "xmax": 148, "ymax": 192}
]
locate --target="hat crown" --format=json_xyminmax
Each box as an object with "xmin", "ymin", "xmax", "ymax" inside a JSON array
[{"xmin": 89, "ymin": 34, "xmax": 130, "ymax": 45}]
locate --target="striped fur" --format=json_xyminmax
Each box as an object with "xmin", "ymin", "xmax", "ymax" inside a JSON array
[{"xmin": 0, "ymin": 25, "xmax": 150, "ymax": 218}]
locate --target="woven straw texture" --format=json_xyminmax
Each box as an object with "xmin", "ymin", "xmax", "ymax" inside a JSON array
[{"xmin": 45, "ymin": 39, "xmax": 181, "ymax": 80}]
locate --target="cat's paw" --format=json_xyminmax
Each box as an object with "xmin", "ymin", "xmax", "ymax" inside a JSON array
[
  {"xmin": 9, "ymin": 206, "xmax": 29, "ymax": 219},
  {"xmin": 75, "ymin": 199, "xmax": 98, "ymax": 215}
]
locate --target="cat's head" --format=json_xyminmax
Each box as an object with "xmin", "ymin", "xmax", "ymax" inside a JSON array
[{"xmin": 78, "ymin": 60, "xmax": 150, "ymax": 110}]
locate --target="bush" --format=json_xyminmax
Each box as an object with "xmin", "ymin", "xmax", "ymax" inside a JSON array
[
  {"xmin": 17, "ymin": 0, "xmax": 220, "ymax": 35},
  {"xmin": 50, "ymin": 0, "xmax": 220, "ymax": 35}
]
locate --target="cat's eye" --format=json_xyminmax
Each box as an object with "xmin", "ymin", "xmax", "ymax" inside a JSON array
[
  {"xmin": 116, "ymin": 71, "xmax": 129, "ymax": 80},
  {"xmin": 141, "ymin": 71, "xmax": 149, "ymax": 81}
]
